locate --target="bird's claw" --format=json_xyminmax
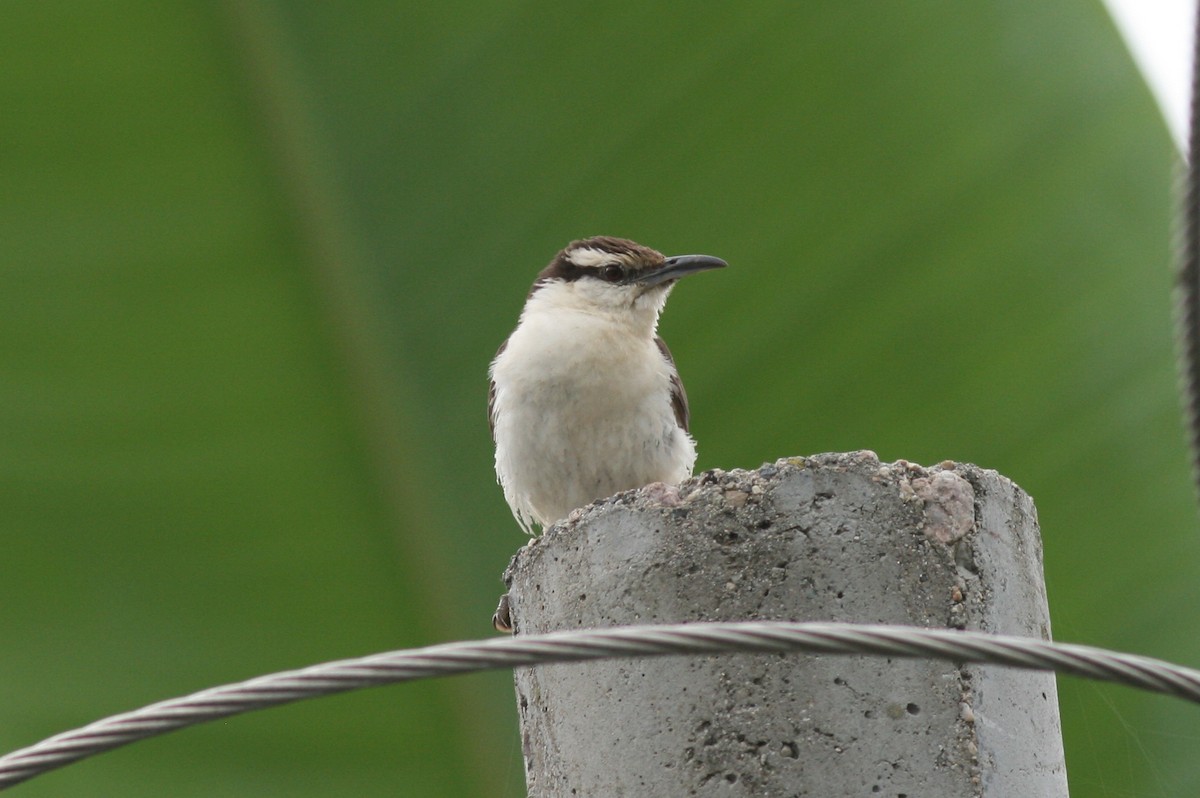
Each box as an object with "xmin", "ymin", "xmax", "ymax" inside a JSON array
[{"xmin": 492, "ymin": 593, "xmax": 513, "ymax": 634}]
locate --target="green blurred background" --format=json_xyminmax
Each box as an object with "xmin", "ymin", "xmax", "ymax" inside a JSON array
[{"xmin": 3, "ymin": 1, "xmax": 1197, "ymax": 795}]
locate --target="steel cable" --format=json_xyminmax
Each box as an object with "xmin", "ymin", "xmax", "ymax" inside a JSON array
[{"xmin": 3, "ymin": 621, "xmax": 1200, "ymax": 790}]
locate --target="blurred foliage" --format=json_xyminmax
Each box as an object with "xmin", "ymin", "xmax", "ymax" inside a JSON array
[{"xmin": 2, "ymin": 1, "xmax": 1196, "ymax": 796}]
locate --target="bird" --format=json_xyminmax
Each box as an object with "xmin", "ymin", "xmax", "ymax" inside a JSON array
[{"xmin": 488, "ymin": 236, "xmax": 727, "ymax": 539}]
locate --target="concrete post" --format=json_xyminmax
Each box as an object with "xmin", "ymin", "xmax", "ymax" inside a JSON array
[{"xmin": 504, "ymin": 451, "xmax": 1068, "ymax": 797}]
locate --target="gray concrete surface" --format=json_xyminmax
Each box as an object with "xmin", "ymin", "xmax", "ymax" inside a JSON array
[{"xmin": 504, "ymin": 451, "xmax": 1068, "ymax": 797}]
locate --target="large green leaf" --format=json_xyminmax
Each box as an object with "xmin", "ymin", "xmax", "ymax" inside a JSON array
[{"xmin": 2, "ymin": 2, "xmax": 1193, "ymax": 795}]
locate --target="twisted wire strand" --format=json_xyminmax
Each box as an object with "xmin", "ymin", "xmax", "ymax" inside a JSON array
[{"xmin": 3, "ymin": 621, "xmax": 1200, "ymax": 789}]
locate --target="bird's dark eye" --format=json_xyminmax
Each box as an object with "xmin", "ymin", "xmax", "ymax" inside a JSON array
[{"xmin": 601, "ymin": 263, "xmax": 625, "ymax": 283}]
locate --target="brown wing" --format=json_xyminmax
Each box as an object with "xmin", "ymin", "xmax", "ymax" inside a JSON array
[
  {"xmin": 654, "ymin": 336, "xmax": 690, "ymax": 433},
  {"xmin": 487, "ymin": 338, "xmax": 508, "ymax": 440}
]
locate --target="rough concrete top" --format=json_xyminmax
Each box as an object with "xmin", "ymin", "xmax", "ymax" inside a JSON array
[{"xmin": 506, "ymin": 450, "xmax": 1046, "ymax": 639}]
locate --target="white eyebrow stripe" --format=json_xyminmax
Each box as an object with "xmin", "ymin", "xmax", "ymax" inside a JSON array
[{"xmin": 565, "ymin": 247, "xmax": 636, "ymax": 268}]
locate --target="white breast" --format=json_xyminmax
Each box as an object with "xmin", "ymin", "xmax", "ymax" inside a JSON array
[{"xmin": 490, "ymin": 296, "xmax": 696, "ymax": 533}]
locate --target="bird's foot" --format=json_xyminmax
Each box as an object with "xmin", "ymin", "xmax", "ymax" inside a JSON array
[{"xmin": 492, "ymin": 593, "xmax": 513, "ymax": 634}]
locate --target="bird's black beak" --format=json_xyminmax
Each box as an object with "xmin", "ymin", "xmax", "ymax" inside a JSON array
[{"xmin": 627, "ymin": 254, "xmax": 728, "ymax": 288}]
